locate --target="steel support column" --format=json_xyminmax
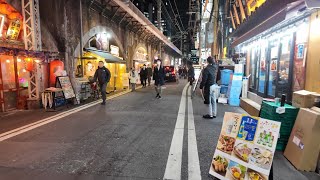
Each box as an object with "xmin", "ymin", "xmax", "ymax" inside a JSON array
[{"xmin": 22, "ymin": 0, "xmax": 42, "ymax": 100}]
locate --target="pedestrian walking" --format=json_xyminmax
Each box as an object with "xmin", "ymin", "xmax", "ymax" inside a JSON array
[
  {"xmin": 200, "ymin": 56, "xmax": 218, "ymax": 119},
  {"xmin": 178, "ymin": 67, "xmax": 183, "ymax": 79},
  {"xmin": 140, "ymin": 64, "xmax": 148, "ymax": 87},
  {"xmin": 187, "ymin": 62, "xmax": 195, "ymax": 86},
  {"xmin": 129, "ymin": 67, "xmax": 138, "ymax": 91},
  {"xmin": 183, "ymin": 66, "xmax": 187, "ymax": 79},
  {"xmin": 147, "ymin": 64, "xmax": 153, "ymax": 86},
  {"xmin": 153, "ymin": 59, "xmax": 165, "ymax": 99},
  {"xmin": 92, "ymin": 61, "xmax": 111, "ymax": 105}
]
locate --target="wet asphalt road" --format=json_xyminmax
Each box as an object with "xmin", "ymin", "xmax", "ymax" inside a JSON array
[{"xmin": 0, "ymin": 80, "xmax": 318, "ymax": 180}]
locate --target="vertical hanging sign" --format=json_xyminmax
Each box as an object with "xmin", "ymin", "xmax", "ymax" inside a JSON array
[
  {"xmin": 233, "ymin": 4, "xmax": 240, "ymax": 25},
  {"xmin": 230, "ymin": 11, "xmax": 236, "ymax": 29},
  {"xmin": 238, "ymin": 0, "xmax": 247, "ymax": 22},
  {"xmin": 6, "ymin": 19, "xmax": 21, "ymax": 40}
]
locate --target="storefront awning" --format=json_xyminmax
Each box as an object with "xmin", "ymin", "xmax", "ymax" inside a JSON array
[
  {"xmin": 230, "ymin": 0, "xmax": 301, "ymax": 47},
  {"xmin": 85, "ymin": 48, "xmax": 125, "ymax": 63}
]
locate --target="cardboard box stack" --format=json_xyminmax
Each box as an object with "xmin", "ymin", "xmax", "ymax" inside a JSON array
[
  {"xmin": 292, "ymin": 90, "xmax": 319, "ymax": 108},
  {"xmin": 284, "ymin": 107, "xmax": 320, "ymax": 172}
]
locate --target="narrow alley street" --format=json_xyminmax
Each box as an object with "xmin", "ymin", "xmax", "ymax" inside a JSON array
[{"xmin": 0, "ymin": 81, "xmax": 317, "ymax": 180}]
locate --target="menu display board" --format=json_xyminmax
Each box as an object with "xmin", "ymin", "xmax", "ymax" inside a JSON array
[
  {"xmin": 56, "ymin": 76, "xmax": 76, "ymax": 99},
  {"xmin": 209, "ymin": 112, "xmax": 281, "ymax": 180}
]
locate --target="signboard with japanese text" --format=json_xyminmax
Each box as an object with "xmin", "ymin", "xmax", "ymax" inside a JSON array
[
  {"xmin": 110, "ymin": 45, "xmax": 120, "ymax": 57},
  {"xmin": 209, "ymin": 112, "xmax": 281, "ymax": 180},
  {"xmin": 6, "ymin": 19, "xmax": 21, "ymax": 40},
  {"xmin": 247, "ymin": 0, "xmax": 267, "ymax": 14},
  {"xmin": 56, "ymin": 76, "xmax": 76, "ymax": 99}
]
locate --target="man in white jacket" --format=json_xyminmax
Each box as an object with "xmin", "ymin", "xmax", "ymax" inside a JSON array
[{"xmin": 129, "ymin": 68, "xmax": 138, "ymax": 91}]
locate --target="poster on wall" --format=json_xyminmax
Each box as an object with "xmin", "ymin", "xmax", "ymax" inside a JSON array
[
  {"xmin": 271, "ymin": 60, "xmax": 277, "ymax": 71},
  {"xmin": 209, "ymin": 112, "xmax": 281, "ymax": 180},
  {"xmin": 293, "ymin": 43, "xmax": 306, "ymax": 91},
  {"xmin": 297, "ymin": 44, "xmax": 304, "ymax": 59}
]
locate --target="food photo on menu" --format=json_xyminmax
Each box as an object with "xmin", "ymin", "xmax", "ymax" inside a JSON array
[
  {"xmin": 232, "ymin": 139, "xmax": 253, "ymax": 163},
  {"xmin": 246, "ymin": 168, "xmax": 268, "ymax": 180},
  {"xmin": 217, "ymin": 134, "xmax": 236, "ymax": 154},
  {"xmin": 210, "ymin": 153, "xmax": 230, "ymax": 177},
  {"xmin": 249, "ymin": 145, "xmax": 273, "ymax": 170},
  {"xmin": 225, "ymin": 160, "xmax": 247, "ymax": 180}
]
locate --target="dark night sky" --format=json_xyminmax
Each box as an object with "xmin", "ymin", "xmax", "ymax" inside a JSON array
[{"xmin": 170, "ymin": 0, "xmax": 189, "ymax": 32}]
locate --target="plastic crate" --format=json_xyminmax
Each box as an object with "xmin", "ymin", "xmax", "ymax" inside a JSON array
[
  {"xmin": 276, "ymin": 141, "xmax": 288, "ymax": 151},
  {"xmin": 220, "ymin": 85, "xmax": 228, "ymax": 94},
  {"xmin": 221, "ymin": 69, "xmax": 233, "ymax": 85}
]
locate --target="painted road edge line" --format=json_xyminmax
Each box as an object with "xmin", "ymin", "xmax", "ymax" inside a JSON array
[
  {"xmin": 0, "ymin": 89, "xmax": 132, "ymax": 141},
  {"xmin": 187, "ymin": 87, "xmax": 201, "ymax": 180},
  {"xmin": 163, "ymin": 83, "xmax": 189, "ymax": 180}
]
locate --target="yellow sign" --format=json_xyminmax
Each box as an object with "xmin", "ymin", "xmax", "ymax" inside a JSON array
[
  {"xmin": 247, "ymin": 0, "xmax": 266, "ymax": 13},
  {"xmin": 6, "ymin": 19, "xmax": 21, "ymax": 40}
]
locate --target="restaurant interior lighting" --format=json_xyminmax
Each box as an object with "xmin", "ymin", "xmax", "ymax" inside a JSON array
[
  {"xmin": 17, "ymin": 58, "xmax": 21, "ymax": 62},
  {"xmin": 6, "ymin": 59, "xmax": 10, "ymax": 63},
  {"xmin": 0, "ymin": 15, "xmax": 5, "ymax": 37}
]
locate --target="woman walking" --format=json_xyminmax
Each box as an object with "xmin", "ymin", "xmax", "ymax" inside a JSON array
[
  {"xmin": 153, "ymin": 59, "xmax": 165, "ymax": 99},
  {"xmin": 129, "ymin": 67, "xmax": 138, "ymax": 91}
]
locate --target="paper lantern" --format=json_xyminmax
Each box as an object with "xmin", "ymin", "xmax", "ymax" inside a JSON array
[
  {"xmin": 49, "ymin": 59, "xmax": 64, "ymax": 87},
  {"xmin": 8, "ymin": 12, "xmax": 21, "ymax": 20},
  {"xmin": 0, "ymin": 4, "xmax": 12, "ymax": 15},
  {"xmin": 25, "ymin": 58, "xmax": 34, "ymax": 71}
]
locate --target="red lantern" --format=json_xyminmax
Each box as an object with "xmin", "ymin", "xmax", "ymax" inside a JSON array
[
  {"xmin": 8, "ymin": 12, "xmax": 21, "ymax": 20},
  {"xmin": 0, "ymin": 4, "xmax": 12, "ymax": 15},
  {"xmin": 25, "ymin": 58, "xmax": 34, "ymax": 71},
  {"xmin": 49, "ymin": 59, "xmax": 64, "ymax": 87}
]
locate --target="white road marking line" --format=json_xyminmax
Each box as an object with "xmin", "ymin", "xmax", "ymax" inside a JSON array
[
  {"xmin": 163, "ymin": 84, "xmax": 188, "ymax": 180},
  {"xmin": 187, "ymin": 88, "xmax": 201, "ymax": 180},
  {"xmin": 0, "ymin": 89, "xmax": 132, "ymax": 141}
]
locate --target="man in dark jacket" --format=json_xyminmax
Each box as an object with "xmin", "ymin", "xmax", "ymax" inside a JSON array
[
  {"xmin": 200, "ymin": 56, "xmax": 218, "ymax": 119},
  {"xmin": 146, "ymin": 64, "xmax": 153, "ymax": 86},
  {"xmin": 153, "ymin": 59, "xmax": 165, "ymax": 99},
  {"xmin": 93, "ymin": 61, "xmax": 111, "ymax": 105},
  {"xmin": 187, "ymin": 62, "xmax": 195, "ymax": 86},
  {"xmin": 140, "ymin": 64, "xmax": 148, "ymax": 87}
]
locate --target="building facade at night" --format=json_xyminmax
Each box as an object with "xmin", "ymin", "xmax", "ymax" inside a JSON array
[
  {"xmin": 0, "ymin": 0, "xmax": 182, "ymax": 112},
  {"xmin": 226, "ymin": 0, "xmax": 320, "ymax": 104}
]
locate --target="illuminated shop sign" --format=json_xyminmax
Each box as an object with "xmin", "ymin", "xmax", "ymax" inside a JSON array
[
  {"xmin": 6, "ymin": 19, "xmax": 21, "ymax": 40},
  {"xmin": 110, "ymin": 45, "xmax": 119, "ymax": 57},
  {"xmin": 0, "ymin": 14, "xmax": 5, "ymax": 37},
  {"xmin": 247, "ymin": 0, "xmax": 267, "ymax": 13},
  {"xmin": 134, "ymin": 48, "xmax": 147, "ymax": 61}
]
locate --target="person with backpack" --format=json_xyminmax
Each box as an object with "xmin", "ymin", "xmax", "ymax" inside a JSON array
[{"xmin": 92, "ymin": 61, "xmax": 111, "ymax": 105}]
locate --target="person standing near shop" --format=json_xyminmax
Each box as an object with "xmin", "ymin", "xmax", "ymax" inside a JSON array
[
  {"xmin": 147, "ymin": 64, "xmax": 153, "ymax": 86},
  {"xmin": 187, "ymin": 62, "xmax": 195, "ymax": 86},
  {"xmin": 153, "ymin": 59, "xmax": 165, "ymax": 99},
  {"xmin": 92, "ymin": 61, "xmax": 111, "ymax": 105},
  {"xmin": 129, "ymin": 67, "xmax": 138, "ymax": 91},
  {"xmin": 200, "ymin": 56, "xmax": 218, "ymax": 119},
  {"xmin": 140, "ymin": 64, "xmax": 148, "ymax": 88}
]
